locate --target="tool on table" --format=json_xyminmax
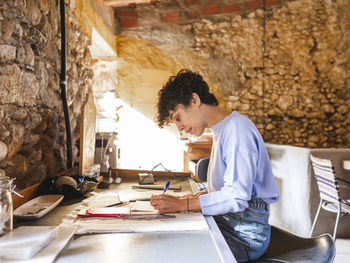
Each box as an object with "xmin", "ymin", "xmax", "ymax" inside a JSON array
[
  {"xmin": 131, "ymin": 185, "xmax": 181, "ymax": 191},
  {"xmin": 138, "ymin": 173, "xmax": 154, "ymax": 185}
]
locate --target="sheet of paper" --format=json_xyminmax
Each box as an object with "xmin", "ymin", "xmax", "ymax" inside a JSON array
[
  {"xmin": 82, "ymin": 192, "xmax": 121, "ymax": 208},
  {"xmin": 130, "ymin": 201, "xmax": 158, "ymax": 214},
  {"xmin": 118, "ymin": 191, "xmax": 155, "ymax": 202}
]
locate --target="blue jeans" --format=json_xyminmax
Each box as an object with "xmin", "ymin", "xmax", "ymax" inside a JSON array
[{"xmin": 213, "ymin": 199, "xmax": 270, "ymax": 262}]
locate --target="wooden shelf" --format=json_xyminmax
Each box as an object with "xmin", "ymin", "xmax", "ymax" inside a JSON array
[{"xmin": 184, "ymin": 140, "xmax": 212, "ymax": 172}]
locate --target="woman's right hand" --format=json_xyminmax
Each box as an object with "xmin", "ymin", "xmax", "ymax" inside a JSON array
[{"xmin": 150, "ymin": 194, "xmax": 186, "ymax": 213}]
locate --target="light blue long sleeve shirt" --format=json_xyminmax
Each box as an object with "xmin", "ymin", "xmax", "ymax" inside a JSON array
[{"xmin": 199, "ymin": 112, "xmax": 279, "ymax": 216}]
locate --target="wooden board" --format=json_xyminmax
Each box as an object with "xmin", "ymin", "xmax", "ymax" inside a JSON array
[{"xmin": 79, "ymin": 92, "xmax": 96, "ymax": 175}]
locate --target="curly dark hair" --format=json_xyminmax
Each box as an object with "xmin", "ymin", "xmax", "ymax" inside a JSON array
[{"xmin": 156, "ymin": 69, "xmax": 218, "ymax": 128}]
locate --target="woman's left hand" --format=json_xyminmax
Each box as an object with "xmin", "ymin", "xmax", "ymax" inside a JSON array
[{"xmin": 150, "ymin": 194, "xmax": 186, "ymax": 213}]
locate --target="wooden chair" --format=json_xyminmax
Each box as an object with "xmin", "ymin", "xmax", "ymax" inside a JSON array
[{"xmin": 309, "ymin": 154, "xmax": 350, "ymax": 241}]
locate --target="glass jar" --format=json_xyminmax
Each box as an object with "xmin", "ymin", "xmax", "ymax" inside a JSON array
[{"xmin": 0, "ymin": 176, "xmax": 13, "ymax": 236}]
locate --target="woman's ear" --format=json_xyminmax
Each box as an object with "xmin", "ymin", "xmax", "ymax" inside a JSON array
[{"xmin": 191, "ymin": 93, "xmax": 201, "ymax": 106}]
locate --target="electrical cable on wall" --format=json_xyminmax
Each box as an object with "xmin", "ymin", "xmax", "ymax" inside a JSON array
[
  {"xmin": 262, "ymin": 0, "xmax": 267, "ymax": 133},
  {"xmin": 59, "ymin": 0, "xmax": 73, "ymax": 169}
]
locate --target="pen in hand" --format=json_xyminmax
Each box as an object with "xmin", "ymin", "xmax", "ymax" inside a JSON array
[{"xmin": 163, "ymin": 181, "xmax": 170, "ymax": 193}]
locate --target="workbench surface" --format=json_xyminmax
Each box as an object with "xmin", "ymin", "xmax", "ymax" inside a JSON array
[{"xmin": 15, "ymin": 178, "xmax": 235, "ymax": 263}]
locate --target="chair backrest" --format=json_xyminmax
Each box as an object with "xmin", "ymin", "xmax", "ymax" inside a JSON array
[
  {"xmin": 196, "ymin": 157, "xmax": 210, "ymax": 182},
  {"xmin": 259, "ymin": 225, "xmax": 335, "ymax": 263},
  {"xmin": 310, "ymin": 154, "xmax": 340, "ymax": 204}
]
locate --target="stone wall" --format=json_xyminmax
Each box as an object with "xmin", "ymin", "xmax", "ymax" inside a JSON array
[
  {"xmin": 0, "ymin": 0, "xmax": 93, "ymax": 189},
  {"xmin": 193, "ymin": 0, "xmax": 350, "ymax": 148},
  {"xmin": 116, "ymin": 0, "xmax": 350, "ymax": 148}
]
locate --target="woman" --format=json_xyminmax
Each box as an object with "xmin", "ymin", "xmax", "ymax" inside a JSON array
[{"xmin": 150, "ymin": 69, "xmax": 279, "ymax": 262}]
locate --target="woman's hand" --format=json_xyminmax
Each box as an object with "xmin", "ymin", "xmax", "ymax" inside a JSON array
[{"xmin": 150, "ymin": 194, "xmax": 186, "ymax": 213}]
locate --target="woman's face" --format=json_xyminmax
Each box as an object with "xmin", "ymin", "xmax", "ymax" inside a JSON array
[{"xmin": 168, "ymin": 93, "xmax": 205, "ymax": 137}]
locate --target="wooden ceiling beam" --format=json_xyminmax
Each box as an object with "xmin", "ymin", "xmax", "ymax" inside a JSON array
[{"xmin": 103, "ymin": 0, "xmax": 162, "ymax": 7}]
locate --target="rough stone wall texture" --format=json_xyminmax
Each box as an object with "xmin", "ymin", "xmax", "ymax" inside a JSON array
[
  {"xmin": 75, "ymin": 0, "xmax": 118, "ymax": 52},
  {"xmin": 0, "ymin": 0, "xmax": 93, "ymax": 189},
  {"xmin": 116, "ymin": 0, "xmax": 350, "ymax": 148}
]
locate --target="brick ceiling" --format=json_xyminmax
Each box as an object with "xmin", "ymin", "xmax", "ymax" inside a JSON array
[
  {"xmin": 95, "ymin": 0, "xmax": 283, "ymax": 30},
  {"xmin": 103, "ymin": 0, "xmax": 169, "ymax": 7}
]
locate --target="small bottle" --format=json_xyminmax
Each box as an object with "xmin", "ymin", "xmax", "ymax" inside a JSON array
[{"xmin": 0, "ymin": 176, "xmax": 13, "ymax": 236}]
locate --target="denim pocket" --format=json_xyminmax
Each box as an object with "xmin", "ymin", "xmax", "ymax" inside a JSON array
[{"xmin": 244, "ymin": 207, "xmax": 269, "ymax": 225}]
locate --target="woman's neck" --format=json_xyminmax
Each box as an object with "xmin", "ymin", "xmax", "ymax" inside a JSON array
[{"xmin": 203, "ymin": 105, "xmax": 231, "ymax": 128}]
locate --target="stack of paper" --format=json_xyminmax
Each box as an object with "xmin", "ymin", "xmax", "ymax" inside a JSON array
[
  {"xmin": 0, "ymin": 226, "xmax": 58, "ymax": 260},
  {"xmin": 71, "ymin": 212, "xmax": 209, "ymax": 235}
]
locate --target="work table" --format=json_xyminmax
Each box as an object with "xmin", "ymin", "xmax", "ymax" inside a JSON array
[{"xmin": 15, "ymin": 177, "xmax": 235, "ymax": 263}]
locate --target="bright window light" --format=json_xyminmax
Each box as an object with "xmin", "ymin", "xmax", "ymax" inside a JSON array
[{"xmin": 98, "ymin": 97, "xmax": 184, "ymax": 171}]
